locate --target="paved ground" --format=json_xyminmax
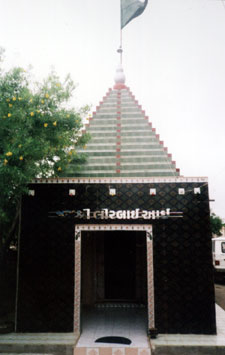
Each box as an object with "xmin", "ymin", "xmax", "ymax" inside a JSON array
[{"xmin": 215, "ymin": 281, "xmax": 225, "ymax": 310}]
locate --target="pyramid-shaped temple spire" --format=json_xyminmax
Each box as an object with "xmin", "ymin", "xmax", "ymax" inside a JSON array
[{"xmin": 62, "ymin": 66, "xmax": 180, "ymax": 178}]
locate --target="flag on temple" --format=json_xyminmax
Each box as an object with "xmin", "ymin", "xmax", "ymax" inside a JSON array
[{"xmin": 121, "ymin": 0, "xmax": 148, "ymax": 29}]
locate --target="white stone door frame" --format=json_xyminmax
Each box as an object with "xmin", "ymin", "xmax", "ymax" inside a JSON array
[{"xmin": 74, "ymin": 224, "xmax": 154, "ymax": 334}]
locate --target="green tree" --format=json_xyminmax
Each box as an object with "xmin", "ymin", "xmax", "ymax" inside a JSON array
[
  {"xmin": 210, "ymin": 213, "xmax": 224, "ymax": 236},
  {"xmin": 0, "ymin": 65, "xmax": 89, "ymax": 265}
]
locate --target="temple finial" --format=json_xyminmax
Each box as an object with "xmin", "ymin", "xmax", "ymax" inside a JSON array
[{"xmin": 114, "ymin": 63, "xmax": 126, "ymax": 90}]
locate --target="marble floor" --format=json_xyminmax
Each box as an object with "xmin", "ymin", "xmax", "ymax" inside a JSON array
[
  {"xmin": 76, "ymin": 304, "xmax": 225, "ymax": 349},
  {"xmin": 76, "ymin": 305, "xmax": 149, "ymax": 348}
]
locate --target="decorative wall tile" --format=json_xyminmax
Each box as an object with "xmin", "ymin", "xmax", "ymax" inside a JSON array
[
  {"xmin": 74, "ymin": 348, "xmax": 86, "ymax": 355},
  {"xmin": 138, "ymin": 349, "xmax": 151, "ymax": 355},
  {"xmin": 87, "ymin": 348, "xmax": 99, "ymax": 355},
  {"xmin": 112, "ymin": 348, "xmax": 125, "ymax": 355},
  {"xmin": 194, "ymin": 187, "xmax": 201, "ymax": 194},
  {"xmin": 99, "ymin": 348, "xmax": 113, "ymax": 355},
  {"xmin": 125, "ymin": 348, "xmax": 138, "ymax": 355}
]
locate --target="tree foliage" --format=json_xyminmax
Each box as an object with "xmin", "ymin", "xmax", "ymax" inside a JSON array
[
  {"xmin": 0, "ymin": 65, "xmax": 89, "ymax": 256},
  {"xmin": 210, "ymin": 213, "xmax": 224, "ymax": 236}
]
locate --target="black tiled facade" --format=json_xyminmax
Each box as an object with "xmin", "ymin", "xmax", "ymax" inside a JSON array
[{"xmin": 17, "ymin": 181, "xmax": 216, "ymax": 334}]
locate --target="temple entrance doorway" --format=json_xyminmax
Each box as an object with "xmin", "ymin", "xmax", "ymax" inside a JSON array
[
  {"xmin": 74, "ymin": 224, "xmax": 154, "ymax": 342},
  {"xmin": 81, "ymin": 230, "xmax": 147, "ymax": 305}
]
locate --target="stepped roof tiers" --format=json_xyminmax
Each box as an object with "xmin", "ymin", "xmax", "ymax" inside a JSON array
[{"xmin": 62, "ymin": 65, "xmax": 180, "ymax": 178}]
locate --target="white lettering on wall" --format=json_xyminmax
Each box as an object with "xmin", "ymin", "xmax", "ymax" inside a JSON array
[{"xmin": 49, "ymin": 208, "xmax": 182, "ymax": 219}]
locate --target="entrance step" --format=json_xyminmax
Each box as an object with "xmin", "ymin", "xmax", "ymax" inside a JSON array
[
  {"xmin": 0, "ymin": 333, "xmax": 76, "ymax": 354},
  {"xmin": 74, "ymin": 347, "xmax": 151, "ymax": 355},
  {"xmin": 0, "ymin": 346, "xmax": 72, "ymax": 354}
]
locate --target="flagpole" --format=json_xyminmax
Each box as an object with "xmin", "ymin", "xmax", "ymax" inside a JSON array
[
  {"xmin": 120, "ymin": 29, "xmax": 123, "ymax": 64},
  {"xmin": 120, "ymin": 0, "xmax": 122, "ymax": 64},
  {"xmin": 117, "ymin": 0, "xmax": 123, "ymax": 64}
]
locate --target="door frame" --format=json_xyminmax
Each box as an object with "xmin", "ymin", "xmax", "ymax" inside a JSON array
[{"xmin": 74, "ymin": 224, "xmax": 154, "ymax": 334}]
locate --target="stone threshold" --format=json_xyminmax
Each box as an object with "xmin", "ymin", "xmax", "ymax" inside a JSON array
[{"xmin": 74, "ymin": 347, "xmax": 151, "ymax": 355}]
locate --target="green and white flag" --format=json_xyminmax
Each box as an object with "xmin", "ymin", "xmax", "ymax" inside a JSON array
[{"xmin": 121, "ymin": 0, "xmax": 148, "ymax": 29}]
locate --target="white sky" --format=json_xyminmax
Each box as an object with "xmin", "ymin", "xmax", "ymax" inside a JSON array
[{"xmin": 1, "ymin": 0, "xmax": 225, "ymax": 219}]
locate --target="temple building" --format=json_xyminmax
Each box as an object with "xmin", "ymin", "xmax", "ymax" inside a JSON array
[{"xmin": 16, "ymin": 66, "xmax": 216, "ymax": 349}]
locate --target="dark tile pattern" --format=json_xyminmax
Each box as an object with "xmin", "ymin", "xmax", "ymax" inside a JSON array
[{"xmin": 17, "ymin": 182, "xmax": 216, "ymax": 334}]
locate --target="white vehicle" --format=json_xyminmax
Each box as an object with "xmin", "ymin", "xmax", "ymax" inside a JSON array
[{"xmin": 212, "ymin": 237, "xmax": 225, "ymax": 278}]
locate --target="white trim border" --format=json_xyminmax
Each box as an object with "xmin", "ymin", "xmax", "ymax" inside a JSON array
[
  {"xmin": 33, "ymin": 176, "xmax": 208, "ymax": 184},
  {"xmin": 74, "ymin": 224, "xmax": 154, "ymax": 333},
  {"xmin": 75, "ymin": 224, "xmax": 153, "ymax": 233}
]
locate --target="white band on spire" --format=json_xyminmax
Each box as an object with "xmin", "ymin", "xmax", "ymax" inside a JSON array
[{"xmin": 114, "ymin": 63, "xmax": 126, "ymax": 85}]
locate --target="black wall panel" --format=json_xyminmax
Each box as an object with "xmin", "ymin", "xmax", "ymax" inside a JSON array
[{"xmin": 17, "ymin": 182, "xmax": 216, "ymax": 334}]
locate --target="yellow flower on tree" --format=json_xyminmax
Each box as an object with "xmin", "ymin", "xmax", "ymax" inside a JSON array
[
  {"xmin": 9, "ymin": 103, "xmax": 13, "ymax": 108},
  {"xmin": 8, "ymin": 113, "xmax": 12, "ymax": 117},
  {"xmin": 66, "ymin": 114, "xmax": 70, "ymax": 118},
  {"xmin": 45, "ymin": 93, "xmax": 49, "ymax": 99},
  {"xmin": 6, "ymin": 151, "xmax": 13, "ymax": 157},
  {"xmin": 18, "ymin": 97, "xmax": 22, "ymax": 101},
  {"xmin": 6, "ymin": 98, "xmax": 10, "ymax": 102},
  {"xmin": 41, "ymin": 100, "xmax": 45, "ymax": 104},
  {"xmin": 56, "ymin": 83, "xmax": 61, "ymax": 87},
  {"xmin": 18, "ymin": 144, "xmax": 22, "ymax": 148},
  {"xmin": 19, "ymin": 156, "xmax": 23, "ymax": 160},
  {"xmin": 12, "ymin": 97, "xmax": 16, "ymax": 101},
  {"xmin": 4, "ymin": 159, "xmax": 8, "ymax": 165},
  {"xmin": 30, "ymin": 112, "xmax": 34, "ymax": 117},
  {"xmin": 44, "ymin": 123, "xmax": 48, "ymax": 128},
  {"xmin": 57, "ymin": 167, "xmax": 62, "ymax": 171},
  {"xmin": 53, "ymin": 121, "xmax": 57, "ymax": 126}
]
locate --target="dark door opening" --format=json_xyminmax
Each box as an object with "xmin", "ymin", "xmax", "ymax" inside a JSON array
[
  {"xmin": 81, "ymin": 230, "xmax": 147, "ymax": 305},
  {"xmin": 104, "ymin": 231, "xmax": 136, "ymax": 300},
  {"xmin": 80, "ymin": 230, "xmax": 148, "ymax": 338}
]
